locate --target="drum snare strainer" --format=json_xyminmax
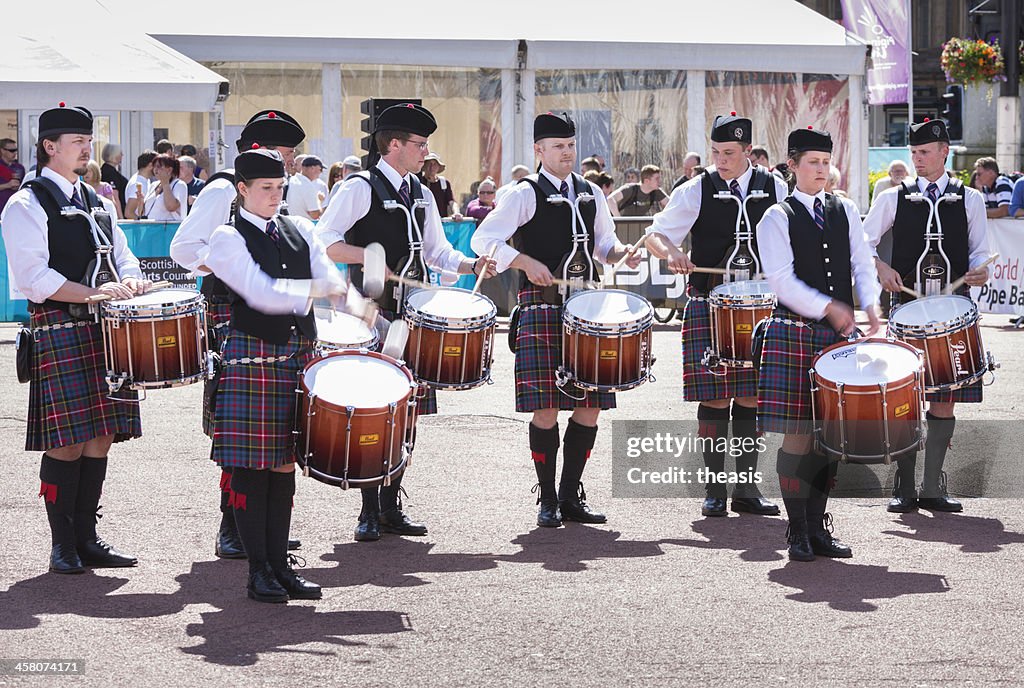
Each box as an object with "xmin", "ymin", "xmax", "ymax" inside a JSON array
[{"xmin": 704, "ymin": 279, "xmax": 776, "ymax": 370}]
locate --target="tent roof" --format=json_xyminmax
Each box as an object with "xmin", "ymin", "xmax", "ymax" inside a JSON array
[
  {"xmin": 123, "ymin": 0, "xmax": 865, "ymax": 75},
  {"xmin": 2, "ymin": 19, "xmax": 227, "ymax": 111}
]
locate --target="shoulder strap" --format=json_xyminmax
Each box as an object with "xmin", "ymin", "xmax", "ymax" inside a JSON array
[
  {"xmin": 360, "ymin": 167, "xmax": 398, "ymax": 203},
  {"xmin": 408, "ymin": 174, "xmax": 424, "ymax": 200},
  {"xmin": 750, "ymin": 166, "xmax": 772, "ymax": 193},
  {"xmin": 779, "ymin": 197, "xmax": 796, "ymax": 221},
  {"xmin": 24, "ymin": 176, "xmax": 70, "ymax": 209},
  {"xmin": 206, "ymin": 169, "xmax": 235, "ymax": 187}
]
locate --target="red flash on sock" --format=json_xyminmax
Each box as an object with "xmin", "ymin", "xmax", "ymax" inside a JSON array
[
  {"xmin": 38, "ymin": 482, "xmax": 57, "ymax": 504},
  {"xmin": 697, "ymin": 422, "xmax": 718, "ymax": 438},
  {"xmin": 219, "ymin": 471, "xmax": 231, "ymax": 492},
  {"xmin": 779, "ymin": 476, "xmax": 802, "ymax": 494},
  {"xmin": 531, "ymin": 451, "xmax": 547, "ymax": 464},
  {"xmin": 228, "ymin": 490, "xmax": 247, "ymax": 510},
  {"xmin": 585, "ymin": 450, "xmax": 592, "ymax": 462}
]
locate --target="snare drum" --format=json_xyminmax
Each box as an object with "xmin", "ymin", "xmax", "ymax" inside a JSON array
[
  {"xmin": 560, "ymin": 289, "xmax": 654, "ymax": 393},
  {"xmin": 404, "ymin": 287, "xmax": 496, "ymax": 390},
  {"xmin": 888, "ymin": 295, "xmax": 992, "ymax": 393},
  {"xmin": 314, "ymin": 307, "xmax": 378, "ymax": 353},
  {"xmin": 705, "ymin": 280, "xmax": 776, "ymax": 368},
  {"xmin": 810, "ymin": 338, "xmax": 925, "ymax": 464},
  {"xmin": 101, "ymin": 288, "xmax": 209, "ymax": 391},
  {"xmin": 295, "ymin": 350, "xmax": 418, "ymax": 489}
]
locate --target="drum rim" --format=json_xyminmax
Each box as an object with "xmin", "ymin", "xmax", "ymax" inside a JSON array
[
  {"xmin": 101, "ymin": 289, "xmax": 205, "ymax": 319},
  {"xmin": 810, "ymin": 336, "xmax": 924, "ymax": 388},
  {"xmin": 889, "ymin": 295, "xmax": 978, "ymax": 336},
  {"xmin": 300, "ymin": 350, "xmax": 416, "ymax": 412},
  {"xmin": 563, "ymin": 288, "xmax": 654, "ymax": 328},
  {"xmin": 404, "ymin": 286, "xmax": 498, "ymax": 321}
]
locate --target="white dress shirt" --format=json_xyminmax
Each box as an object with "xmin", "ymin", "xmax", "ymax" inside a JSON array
[
  {"xmin": 645, "ymin": 163, "xmax": 789, "ymax": 246},
  {"xmin": 756, "ymin": 189, "xmax": 880, "ymax": 321},
  {"xmin": 862, "ymin": 174, "xmax": 990, "ymax": 269},
  {"xmin": 143, "ymin": 178, "xmax": 188, "ymax": 221},
  {"xmin": 169, "ymin": 176, "xmax": 236, "ymax": 275},
  {"xmin": 316, "ymin": 158, "xmax": 468, "ymax": 276},
  {"xmin": 1, "ymin": 166, "xmax": 142, "ymax": 303},
  {"xmin": 470, "ymin": 167, "xmax": 619, "ymax": 273},
  {"xmin": 204, "ymin": 207, "xmax": 344, "ymax": 316}
]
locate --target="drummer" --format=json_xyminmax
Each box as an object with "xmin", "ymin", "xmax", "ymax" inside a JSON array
[
  {"xmin": 755, "ymin": 126, "xmax": 881, "ymax": 561},
  {"xmin": 471, "ymin": 112, "xmax": 640, "ymax": 528},
  {"xmin": 0, "ymin": 103, "xmax": 152, "ymax": 574},
  {"xmin": 316, "ymin": 103, "xmax": 496, "ymax": 542},
  {"xmin": 203, "ymin": 147, "xmax": 347, "ymax": 602},
  {"xmin": 645, "ymin": 113, "xmax": 787, "ymax": 518},
  {"xmin": 170, "ymin": 109, "xmax": 306, "ymax": 560},
  {"xmin": 863, "ymin": 119, "xmax": 990, "ymax": 514}
]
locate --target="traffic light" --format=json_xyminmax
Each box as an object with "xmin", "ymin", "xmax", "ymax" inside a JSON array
[
  {"xmin": 941, "ymin": 85, "xmax": 964, "ymax": 142},
  {"xmin": 359, "ymin": 98, "xmax": 422, "ymax": 169}
]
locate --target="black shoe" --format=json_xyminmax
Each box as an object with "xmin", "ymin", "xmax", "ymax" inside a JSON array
[
  {"xmin": 701, "ymin": 496, "xmax": 728, "ymax": 517},
  {"xmin": 785, "ymin": 522, "xmax": 815, "ymax": 562},
  {"xmin": 537, "ymin": 499, "xmax": 562, "ymax": 528},
  {"xmin": 77, "ymin": 538, "xmax": 137, "ymax": 568},
  {"xmin": 49, "ymin": 543, "xmax": 85, "ymax": 574},
  {"xmin": 808, "ymin": 513, "xmax": 853, "ymax": 558},
  {"xmin": 215, "ymin": 518, "xmax": 247, "ymax": 559},
  {"xmin": 247, "ymin": 564, "xmax": 289, "ymax": 603},
  {"xmin": 273, "ymin": 556, "xmax": 322, "ymax": 600},
  {"xmin": 559, "ymin": 495, "xmax": 607, "ymax": 524},
  {"xmin": 288, "ymin": 538, "xmax": 301, "ymax": 550},
  {"xmin": 919, "ymin": 473, "xmax": 963, "ymax": 512},
  {"xmin": 354, "ymin": 511, "xmax": 381, "ymax": 542},
  {"xmin": 731, "ymin": 494, "xmax": 781, "ymax": 515},
  {"xmin": 380, "ymin": 508, "xmax": 428, "ymax": 536},
  {"xmin": 887, "ymin": 494, "xmax": 918, "ymax": 513}
]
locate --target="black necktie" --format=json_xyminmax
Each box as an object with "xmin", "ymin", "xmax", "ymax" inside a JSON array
[
  {"xmin": 398, "ymin": 179, "xmax": 412, "ymax": 207},
  {"xmin": 70, "ymin": 186, "xmax": 86, "ymax": 210},
  {"xmin": 927, "ymin": 182, "xmax": 939, "ymax": 203},
  {"xmin": 266, "ymin": 219, "xmax": 280, "ymax": 244},
  {"xmin": 813, "ymin": 198, "xmax": 825, "ymax": 231},
  {"xmin": 559, "ymin": 180, "xmax": 569, "ymax": 199},
  {"xmin": 729, "ymin": 179, "xmax": 742, "ymax": 199}
]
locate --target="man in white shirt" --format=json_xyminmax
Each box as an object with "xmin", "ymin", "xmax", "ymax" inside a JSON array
[
  {"xmin": 288, "ymin": 155, "xmax": 328, "ymax": 220},
  {"xmin": 124, "ymin": 151, "xmax": 156, "ymax": 220}
]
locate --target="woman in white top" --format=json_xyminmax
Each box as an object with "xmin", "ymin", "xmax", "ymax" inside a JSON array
[{"xmin": 143, "ymin": 153, "xmax": 187, "ymax": 221}]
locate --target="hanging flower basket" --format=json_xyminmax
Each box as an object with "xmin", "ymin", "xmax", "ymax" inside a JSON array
[{"xmin": 940, "ymin": 38, "xmax": 1006, "ymax": 86}]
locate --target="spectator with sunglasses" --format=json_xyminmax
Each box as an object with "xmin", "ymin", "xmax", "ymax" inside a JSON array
[{"xmin": 0, "ymin": 138, "xmax": 26, "ymax": 212}]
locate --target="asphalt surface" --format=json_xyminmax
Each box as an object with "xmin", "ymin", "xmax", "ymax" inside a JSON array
[{"xmin": 0, "ymin": 313, "xmax": 1022, "ymax": 687}]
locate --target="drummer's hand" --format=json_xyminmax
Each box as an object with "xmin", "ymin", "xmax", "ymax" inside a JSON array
[
  {"xmin": 963, "ymin": 265, "xmax": 989, "ymax": 286},
  {"xmin": 609, "ymin": 244, "xmax": 643, "ymax": 269},
  {"xmin": 473, "ymin": 256, "xmax": 497, "ymax": 279},
  {"xmin": 96, "ymin": 281, "xmax": 135, "ymax": 300},
  {"xmin": 666, "ymin": 247, "xmax": 695, "ymax": 275},
  {"xmin": 515, "ymin": 255, "xmax": 555, "ymax": 287},
  {"xmin": 824, "ymin": 300, "xmax": 856, "ymax": 337},
  {"xmin": 122, "ymin": 277, "xmax": 153, "ymax": 295},
  {"xmin": 875, "ymin": 259, "xmax": 903, "ymax": 293},
  {"xmin": 865, "ymin": 305, "xmax": 881, "ymax": 337},
  {"xmin": 310, "ymin": 278, "xmax": 346, "ymax": 299}
]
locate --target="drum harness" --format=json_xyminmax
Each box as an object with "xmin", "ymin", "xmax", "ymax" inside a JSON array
[{"xmin": 906, "ymin": 189, "xmax": 957, "ymax": 297}]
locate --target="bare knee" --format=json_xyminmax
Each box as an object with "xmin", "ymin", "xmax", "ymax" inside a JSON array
[
  {"xmin": 532, "ymin": 409, "xmax": 559, "ymax": 430},
  {"xmin": 781, "ymin": 434, "xmax": 812, "ymax": 454}
]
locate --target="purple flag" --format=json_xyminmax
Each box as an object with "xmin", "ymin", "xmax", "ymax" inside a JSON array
[{"xmin": 841, "ymin": 0, "xmax": 910, "ymax": 105}]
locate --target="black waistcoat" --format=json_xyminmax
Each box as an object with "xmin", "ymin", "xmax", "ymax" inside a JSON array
[
  {"xmin": 890, "ymin": 179, "xmax": 970, "ymax": 286},
  {"xmin": 24, "ymin": 177, "xmax": 109, "ymax": 311},
  {"xmin": 228, "ymin": 213, "xmax": 316, "ymax": 345},
  {"xmin": 689, "ymin": 166, "xmax": 778, "ymax": 293},
  {"xmin": 513, "ymin": 172, "xmax": 597, "ymax": 283},
  {"xmin": 780, "ymin": 193, "xmax": 855, "ymax": 311}
]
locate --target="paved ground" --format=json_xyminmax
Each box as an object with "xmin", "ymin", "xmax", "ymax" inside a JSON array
[{"xmin": 0, "ymin": 313, "xmax": 1022, "ymax": 687}]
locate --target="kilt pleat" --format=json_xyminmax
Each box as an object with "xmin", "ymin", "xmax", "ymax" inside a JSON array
[
  {"xmin": 680, "ymin": 290, "xmax": 759, "ymax": 402},
  {"xmin": 202, "ymin": 298, "xmax": 232, "ymax": 438},
  {"xmin": 26, "ymin": 307, "xmax": 141, "ymax": 451},
  {"xmin": 513, "ymin": 288, "xmax": 615, "ymax": 413},
  {"xmin": 210, "ymin": 329, "xmax": 314, "ymax": 469}
]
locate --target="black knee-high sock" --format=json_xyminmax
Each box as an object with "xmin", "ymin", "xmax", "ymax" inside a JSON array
[
  {"xmin": 529, "ymin": 423, "xmax": 559, "ymax": 502},
  {"xmin": 75, "ymin": 456, "xmax": 108, "ymax": 544},
  {"xmin": 379, "ymin": 472, "xmax": 404, "ymax": 513},
  {"xmin": 558, "ymin": 419, "xmax": 598, "ymax": 501},
  {"xmin": 219, "ymin": 468, "xmax": 236, "ymax": 530},
  {"xmin": 923, "ymin": 412, "xmax": 956, "ymax": 495},
  {"xmin": 360, "ymin": 487, "xmax": 380, "ymax": 517},
  {"xmin": 266, "ymin": 471, "xmax": 296, "ymax": 571},
  {"xmin": 894, "ymin": 453, "xmax": 917, "ymax": 496},
  {"xmin": 698, "ymin": 404, "xmax": 731, "ymax": 499},
  {"xmin": 776, "ymin": 449, "xmax": 812, "ymax": 524},
  {"xmin": 39, "ymin": 454, "xmax": 81, "ymax": 547},
  {"xmin": 731, "ymin": 402, "xmax": 760, "ymax": 490},
  {"xmin": 807, "ymin": 451, "xmax": 839, "ymax": 529},
  {"xmin": 230, "ymin": 468, "xmax": 270, "ymax": 574}
]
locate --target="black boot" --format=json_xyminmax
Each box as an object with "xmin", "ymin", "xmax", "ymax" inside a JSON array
[
  {"xmin": 355, "ymin": 487, "xmax": 382, "ymax": 541},
  {"xmin": 380, "ymin": 475, "xmax": 428, "ymax": 536},
  {"xmin": 39, "ymin": 454, "xmax": 84, "ymax": 574},
  {"xmin": 777, "ymin": 450, "xmax": 813, "ymax": 561},
  {"xmin": 248, "ymin": 563, "xmax": 289, "ymax": 603},
  {"xmin": 729, "ymin": 402, "xmax": 779, "ymax": 515},
  {"xmin": 698, "ymin": 404, "xmax": 730, "ymax": 517},
  {"xmin": 216, "ymin": 468, "xmax": 246, "ymax": 559},
  {"xmin": 558, "ymin": 420, "xmax": 605, "ymax": 523},
  {"xmin": 530, "ymin": 423, "xmax": 561, "ymax": 528},
  {"xmin": 919, "ymin": 413, "xmax": 962, "ymax": 512},
  {"xmin": 75, "ymin": 456, "xmax": 137, "ymax": 568},
  {"xmin": 232, "ymin": 469, "xmax": 287, "ymax": 602},
  {"xmin": 267, "ymin": 472, "xmax": 321, "ymax": 600},
  {"xmin": 887, "ymin": 455, "xmax": 919, "ymax": 513},
  {"xmin": 807, "ymin": 455, "xmax": 852, "ymax": 558},
  {"xmin": 785, "ymin": 519, "xmax": 815, "ymax": 562}
]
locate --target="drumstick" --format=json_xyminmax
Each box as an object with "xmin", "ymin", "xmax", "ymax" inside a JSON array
[
  {"xmin": 943, "ymin": 253, "xmax": 999, "ymax": 295},
  {"xmin": 611, "ymin": 235, "xmax": 649, "ymax": 273},
  {"xmin": 472, "ymin": 245, "xmax": 498, "ymax": 294},
  {"xmin": 85, "ymin": 280, "xmax": 174, "ymax": 303},
  {"xmin": 899, "ymin": 284, "xmax": 923, "ymax": 300}
]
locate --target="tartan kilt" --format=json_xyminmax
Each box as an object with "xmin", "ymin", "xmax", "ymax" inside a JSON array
[
  {"xmin": 514, "ymin": 288, "xmax": 615, "ymax": 413},
  {"xmin": 26, "ymin": 306, "xmax": 141, "ymax": 451},
  {"xmin": 202, "ymin": 297, "xmax": 232, "ymax": 438},
  {"xmin": 892, "ymin": 290, "xmax": 983, "ymax": 404},
  {"xmin": 756, "ymin": 308, "xmax": 843, "ymax": 435},
  {"xmin": 210, "ymin": 329, "xmax": 314, "ymax": 470},
  {"xmin": 381, "ymin": 308, "xmax": 437, "ymax": 416},
  {"xmin": 680, "ymin": 288, "xmax": 759, "ymax": 402}
]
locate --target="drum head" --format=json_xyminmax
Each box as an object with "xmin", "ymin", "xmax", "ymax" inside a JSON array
[
  {"xmin": 314, "ymin": 308, "xmax": 374, "ymax": 345},
  {"xmin": 565, "ymin": 289, "xmax": 652, "ymax": 324},
  {"xmin": 304, "ymin": 354, "xmax": 412, "ymax": 407},
  {"xmin": 112, "ymin": 288, "xmax": 200, "ymax": 308},
  {"xmin": 891, "ymin": 295, "xmax": 974, "ymax": 327},
  {"xmin": 711, "ymin": 280, "xmax": 773, "ymax": 298},
  {"xmin": 814, "ymin": 340, "xmax": 921, "ymax": 385},
  {"xmin": 406, "ymin": 287, "xmax": 495, "ymax": 319}
]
